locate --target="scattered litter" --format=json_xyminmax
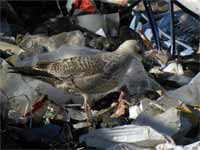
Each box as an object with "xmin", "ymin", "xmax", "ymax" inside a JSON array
[
  {"xmin": 76, "ymin": 13, "xmax": 119, "ymax": 37},
  {"xmin": 163, "ymin": 62, "xmax": 184, "ymax": 75},
  {"xmin": 0, "ymin": 41, "xmax": 24, "ymax": 55},
  {"xmin": 1, "ymin": 1, "xmax": 200, "ymax": 149},
  {"xmin": 166, "ymin": 72, "xmax": 200, "ymax": 105},
  {"xmin": 135, "ymin": 106, "xmax": 192, "ymax": 138},
  {"xmin": 18, "ymin": 31, "xmax": 85, "ymax": 54},
  {"xmin": 67, "ymin": 108, "xmax": 87, "ymax": 121},
  {"xmin": 107, "ymin": 143, "xmax": 153, "ymax": 150},
  {"xmin": 73, "ymin": 122, "xmax": 90, "ymax": 129},
  {"xmin": 129, "ymin": 105, "xmax": 142, "ymax": 119},
  {"xmin": 167, "ymin": 75, "xmax": 192, "ymax": 86},
  {"xmin": 79, "ymin": 125, "xmax": 167, "ymax": 149},
  {"xmin": 67, "ymin": 0, "xmax": 96, "ymax": 13},
  {"xmin": 143, "ymin": 11, "xmax": 199, "ymax": 57},
  {"xmin": 156, "ymin": 141, "xmax": 200, "ymax": 150},
  {"xmin": 96, "ymin": 28, "xmax": 107, "ymax": 37}
]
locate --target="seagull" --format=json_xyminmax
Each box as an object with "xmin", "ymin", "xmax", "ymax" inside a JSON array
[{"xmin": 9, "ymin": 40, "xmax": 144, "ymax": 126}]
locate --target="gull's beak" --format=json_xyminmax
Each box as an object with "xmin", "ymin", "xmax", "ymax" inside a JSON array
[{"xmin": 144, "ymin": 49, "xmax": 169, "ymax": 66}]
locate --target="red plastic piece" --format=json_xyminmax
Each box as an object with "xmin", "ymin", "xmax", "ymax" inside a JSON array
[{"xmin": 75, "ymin": 0, "xmax": 95, "ymax": 13}]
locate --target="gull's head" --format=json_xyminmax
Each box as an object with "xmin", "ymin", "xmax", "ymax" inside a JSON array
[{"xmin": 116, "ymin": 40, "xmax": 143, "ymax": 61}]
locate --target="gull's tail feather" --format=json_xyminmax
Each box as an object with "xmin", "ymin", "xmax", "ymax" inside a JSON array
[{"xmin": 8, "ymin": 66, "xmax": 60, "ymax": 85}]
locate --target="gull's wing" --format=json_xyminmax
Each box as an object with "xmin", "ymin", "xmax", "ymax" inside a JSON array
[{"xmin": 36, "ymin": 52, "xmax": 122, "ymax": 79}]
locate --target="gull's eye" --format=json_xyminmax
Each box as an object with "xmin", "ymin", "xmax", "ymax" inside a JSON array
[
  {"xmin": 138, "ymin": 50, "xmax": 142, "ymax": 54},
  {"xmin": 41, "ymin": 46, "xmax": 49, "ymax": 53}
]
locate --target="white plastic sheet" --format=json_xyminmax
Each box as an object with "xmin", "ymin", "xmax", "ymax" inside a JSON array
[
  {"xmin": 80, "ymin": 125, "xmax": 167, "ymax": 149},
  {"xmin": 167, "ymin": 72, "xmax": 200, "ymax": 105}
]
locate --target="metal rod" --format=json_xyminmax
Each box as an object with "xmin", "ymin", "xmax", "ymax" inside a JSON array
[
  {"xmin": 143, "ymin": 0, "xmax": 161, "ymax": 52},
  {"xmin": 56, "ymin": 0, "xmax": 63, "ymax": 16},
  {"xmin": 169, "ymin": 0, "xmax": 177, "ymax": 57}
]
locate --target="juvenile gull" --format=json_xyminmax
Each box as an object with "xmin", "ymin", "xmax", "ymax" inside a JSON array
[{"xmin": 9, "ymin": 40, "xmax": 143, "ymax": 126}]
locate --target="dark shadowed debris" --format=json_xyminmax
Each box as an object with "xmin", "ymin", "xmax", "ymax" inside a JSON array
[
  {"xmin": 0, "ymin": 90, "xmax": 9, "ymax": 134},
  {"xmin": 7, "ymin": 123, "xmax": 72, "ymax": 149},
  {"xmin": 33, "ymin": 16, "xmax": 74, "ymax": 35}
]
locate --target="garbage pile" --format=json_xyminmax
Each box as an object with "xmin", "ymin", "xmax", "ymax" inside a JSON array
[{"xmin": 1, "ymin": 0, "xmax": 200, "ymax": 149}]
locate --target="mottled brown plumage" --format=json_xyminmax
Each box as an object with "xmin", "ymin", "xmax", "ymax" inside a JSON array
[{"xmin": 10, "ymin": 40, "xmax": 142, "ymax": 126}]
